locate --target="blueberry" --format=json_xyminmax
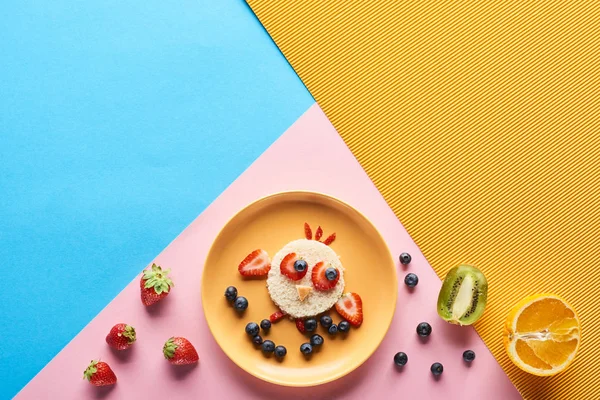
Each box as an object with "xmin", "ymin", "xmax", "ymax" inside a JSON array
[
  {"xmin": 305, "ymin": 318, "xmax": 317, "ymax": 332},
  {"xmin": 328, "ymin": 324, "xmax": 338, "ymax": 335},
  {"xmin": 431, "ymin": 362, "xmax": 443, "ymax": 376},
  {"xmin": 416, "ymin": 322, "xmax": 432, "ymax": 337},
  {"xmin": 260, "ymin": 319, "xmax": 271, "ymax": 331},
  {"xmin": 300, "ymin": 343, "xmax": 313, "ymax": 355},
  {"xmin": 399, "ymin": 252, "xmax": 412, "ymax": 265},
  {"xmin": 394, "ymin": 352, "xmax": 408, "ymax": 367},
  {"xmin": 245, "ymin": 322, "xmax": 259, "ymax": 336},
  {"xmin": 404, "ymin": 273, "xmax": 419, "ymax": 288},
  {"xmin": 252, "ymin": 335, "xmax": 263, "ymax": 345},
  {"xmin": 294, "ymin": 259, "xmax": 308, "ymax": 272},
  {"xmin": 224, "ymin": 286, "xmax": 238, "ymax": 302},
  {"xmin": 274, "ymin": 345, "xmax": 287, "ymax": 358},
  {"xmin": 262, "ymin": 340, "xmax": 275, "ymax": 354},
  {"xmin": 325, "ymin": 268, "xmax": 338, "ymax": 281},
  {"xmin": 338, "ymin": 320, "xmax": 350, "ymax": 333},
  {"xmin": 310, "ymin": 334, "xmax": 324, "ymax": 347},
  {"xmin": 234, "ymin": 296, "xmax": 248, "ymax": 311},
  {"xmin": 463, "ymin": 350, "xmax": 476, "ymax": 362},
  {"xmin": 320, "ymin": 315, "xmax": 333, "ymax": 328}
]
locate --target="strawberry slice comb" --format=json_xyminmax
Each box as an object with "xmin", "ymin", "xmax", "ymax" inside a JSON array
[{"xmin": 304, "ymin": 222, "xmax": 336, "ymax": 245}]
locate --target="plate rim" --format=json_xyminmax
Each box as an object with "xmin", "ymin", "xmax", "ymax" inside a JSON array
[{"xmin": 201, "ymin": 190, "xmax": 398, "ymax": 387}]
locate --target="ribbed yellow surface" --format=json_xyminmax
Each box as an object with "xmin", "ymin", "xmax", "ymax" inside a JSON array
[{"xmin": 248, "ymin": 1, "xmax": 600, "ymax": 399}]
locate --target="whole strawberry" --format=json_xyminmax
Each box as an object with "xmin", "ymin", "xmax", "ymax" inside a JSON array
[
  {"xmin": 83, "ymin": 360, "xmax": 117, "ymax": 386},
  {"xmin": 106, "ymin": 323, "xmax": 136, "ymax": 350},
  {"xmin": 140, "ymin": 263, "xmax": 174, "ymax": 306},
  {"xmin": 163, "ymin": 337, "xmax": 199, "ymax": 365}
]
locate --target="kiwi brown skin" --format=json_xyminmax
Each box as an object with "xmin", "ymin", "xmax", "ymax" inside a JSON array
[{"xmin": 437, "ymin": 265, "xmax": 488, "ymax": 325}]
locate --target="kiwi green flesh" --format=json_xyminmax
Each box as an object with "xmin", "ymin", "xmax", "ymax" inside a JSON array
[{"xmin": 437, "ymin": 265, "xmax": 488, "ymax": 325}]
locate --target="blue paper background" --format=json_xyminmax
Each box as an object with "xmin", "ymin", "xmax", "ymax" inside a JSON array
[{"xmin": 0, "ymin": 0, "xmax": 312, "ymax": 397}]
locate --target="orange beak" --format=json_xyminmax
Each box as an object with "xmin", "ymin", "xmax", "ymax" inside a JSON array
[{"xmin": 296, "ymin": 285, "xmax": 312, "ymax": 301}]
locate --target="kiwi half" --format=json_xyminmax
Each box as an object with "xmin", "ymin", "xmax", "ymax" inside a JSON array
[{"xmin": 437, "ymin": 265, "xmax": 488, "ymax": 325}]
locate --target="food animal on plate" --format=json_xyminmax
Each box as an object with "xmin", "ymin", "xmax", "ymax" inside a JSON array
[{"xmin": 232, "ymin": 223, "xmax": 363, "ymax": 358}]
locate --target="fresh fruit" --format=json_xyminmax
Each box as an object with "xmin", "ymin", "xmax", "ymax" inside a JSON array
[
  {"xmin": 163, "ymin": 337, "xmax": 199, "ymax": 365},
  {"xmin": 463, "ymin": 350, "xmax": 476, "ymax": 362},
  {"xmin": 399, "ymin": 253, "xmax": 412, "ymax": 265},
  {"xmin": 305, "ymin": 318, "xmax": 317, "ymax": 332},
  {"xmin": 234, "ymin": 296, "xmax": 249, "ymax": 312},
  {"xmin": 238, "ymin": 249, "xmax": 271, "ymax": 277},
  {"xmin": 252, "ymin": 335, "xmax": 263, "ymax": 345},
  {"xmin": 296, "ymin": 285, "xmax": 312, "ymax": 301},
  {"xmin": 280, "ymin": 253, "xmax": 308, "ymax": 281},
  {"xmin": 312, "ymin": 262, "xmax": 340, "ymax": 290},
  {"xmin": 323, "ymin": 233, "xmax": 336, "ymax": 246},
  {"xmin": 260, "ymin": 319, "xmax": 271, "ymax": 331},
  {"xmin": 105, "ymin": 323, "xmax": 136, "ymax": 350},
  {"xmin": 394, "ymin": 352, "xmax": 408, "ymax": 367},
  {"xmin": 245, "ymin": 322, "xmax": 259, "ymax": 336},
  {"xmin": 404, "ymin": 273, "xmax": 418, "ymax": 288},
  {"xmin": 83, "ymin": 360, "xmax": 117, "ymax": 386},
  {"xmin": 325, "ymin": 268, "xmax": 338, "ymax": 281},
  {"xmin": 269, "ymin": 310, "xmax": 287, "ymax": 323},
  {"xmin": 416, "ymin": 322, "xmax": 432, "ymax": 337},
  {"xmin": 295, "ymin": 319, "xmax": 306, "ymax": 334},
  {"xmin": 320, "ymin": 315, "xmax": 333, "ymax": 328},
  {"xmin": 294, "ymin": 259, "xmax": 308, "ymax": 273},
  {"xmin": 338, "ymin": 320, "xmax": 350, "ymax": 333},
  {"xmin": 261, "ymin": 340, "xmax": 275, "ymax": 354},
  {"xmin": 140, "ymin": 263, "xmax": 174, "ymax": 306},
  {"xmin": 437, "ymin": 265, "xmax": 488, "ymax": 325},
  {"xmin": 224, "ymin": 286, "xmax": 238, "ymax": 302},
  {"xmin": 503, "ymin": 293, "xmax": 581, "ymax": 376},
  {"xmin": 274, "ymin": 345, "xmax": 287, "ymax": 358},
  {"xmin": 304, "ymin": 222, "xmax": 312, "ymax": 240},
  {"xmin": 328, "ymin": 324, "xmax": 338, "ymax": 335},
  {"xmin": 315, "ymin": 226, "xmax": 323, "ymax": 241},
  {"xmin": 310, "ymin": 334, "xmax": 324, "ymax": 347},
  {"xmin": 335, "ymin": 293, "xmax": 363, "ymax": 327},
  {"xmin": 431, "ymin": 362, "xmax": 443, "ymax": 376},
  {"xmin": 300, "ymin": 343, "xmax": 313, "ymax": 355}
]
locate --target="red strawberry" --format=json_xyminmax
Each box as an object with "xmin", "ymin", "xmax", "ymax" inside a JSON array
[
  {"xmin": 323, "ymin": 233, "xmax": 336, "ymax": 246},
  {"xmin": 269, "ymin": 310, "xmax": 287, "ymax": 323},
  {"xmin": 140, "ymin": 263, "xmax": 174, "ymax": 306},
  {"xmin": 295, "ymin": 318, "xmax": 306, "ymax": 334},
  {"xmin": 280, "ymin": 253, "xmax": 308, "ymax": 280},
  {"xmin": 311, "ymin": 262, "xmax": 340, "ymax": 291},
  {"xmin": 238, "ymin": 249, "xmax": 271, "ymax": 277},
  {"xmin": 315, "ymin": 226, "xmax": 323, "ymax": 241},
  {"xmin": 83, "ymin": 360, "xmax": 117, "ymax": 386},
  {"xmin": 163, "ymin": 337, "xmax": 199, "ymax": 365},
  {"xmin": 106, "ymin": 323, "xmax": 136, "ymax": 350},
  {"xmin": 304, "ymin": 222, "xmax": 312, "ymax": 240},
  {"xmin": 335, "ymin": 292, "xmax": 363, "ymax": 327}
]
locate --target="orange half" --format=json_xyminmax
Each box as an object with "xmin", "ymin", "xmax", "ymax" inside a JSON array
[{"xmin": 503, "ymin": 294, "xmax": 581, "ymax": 376}]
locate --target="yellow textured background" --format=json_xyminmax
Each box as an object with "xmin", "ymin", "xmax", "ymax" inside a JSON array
[{"xmin": 247, "ymin": 1, "xmax": 599, "ymax": 399}]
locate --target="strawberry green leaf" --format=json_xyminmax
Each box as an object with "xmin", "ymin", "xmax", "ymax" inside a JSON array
[
  {"xmin": 83, "ymin": 360, "xmax": 99, "ymax": 381},
  {"xmin": 123, "ymin": 325, "xmax": 136, "ymax": 343},
  {"xmin": 163, "ymin": 337, "xmax": 178, "ymax": 359},
  {"xmin": 142, "ymin": 264, "xmax": 174, "ymax": 294}
]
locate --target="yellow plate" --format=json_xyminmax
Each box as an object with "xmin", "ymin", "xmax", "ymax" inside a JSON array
[{"xmin": 201, "ymin": 191, "xmax": 397, "ymax": 387}]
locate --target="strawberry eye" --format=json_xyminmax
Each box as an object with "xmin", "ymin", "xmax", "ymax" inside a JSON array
[
  {"xmin": 280, "ymin": 253, "xmax": 308, "ymax": 280},
  {"xmin": 311, "ymin": 262, "xmax": 340, "ymax": 291}
]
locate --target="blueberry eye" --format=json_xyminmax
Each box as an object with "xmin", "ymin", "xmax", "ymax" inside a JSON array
[
  {"xmin": 325, "ymin": 267, "xmax": 338, "ymax": 281},
  {"xmin": 294, "ymin": 260, "xmax": 308, "ymax": 272}
]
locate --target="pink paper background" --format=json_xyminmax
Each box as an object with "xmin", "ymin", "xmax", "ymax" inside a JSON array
[{"xmin": 16, "ymin": 104, "xmax": 521, "ymax": 399}]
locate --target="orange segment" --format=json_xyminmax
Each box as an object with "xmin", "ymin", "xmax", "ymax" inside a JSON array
[
  {"xmin": 528, "ymin": 338, "xmax": 579, "ymax": 368},
  {"xmin": 515, "ymin": 339, "xmax": 552, "ymax": 371},
  {"xmin": 504, "ymin": 293, "xmax": 580, "ymax": 376},
  {"xmin": 515, "ymin": 297, "xmax": 575, "ymax": 332}
]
